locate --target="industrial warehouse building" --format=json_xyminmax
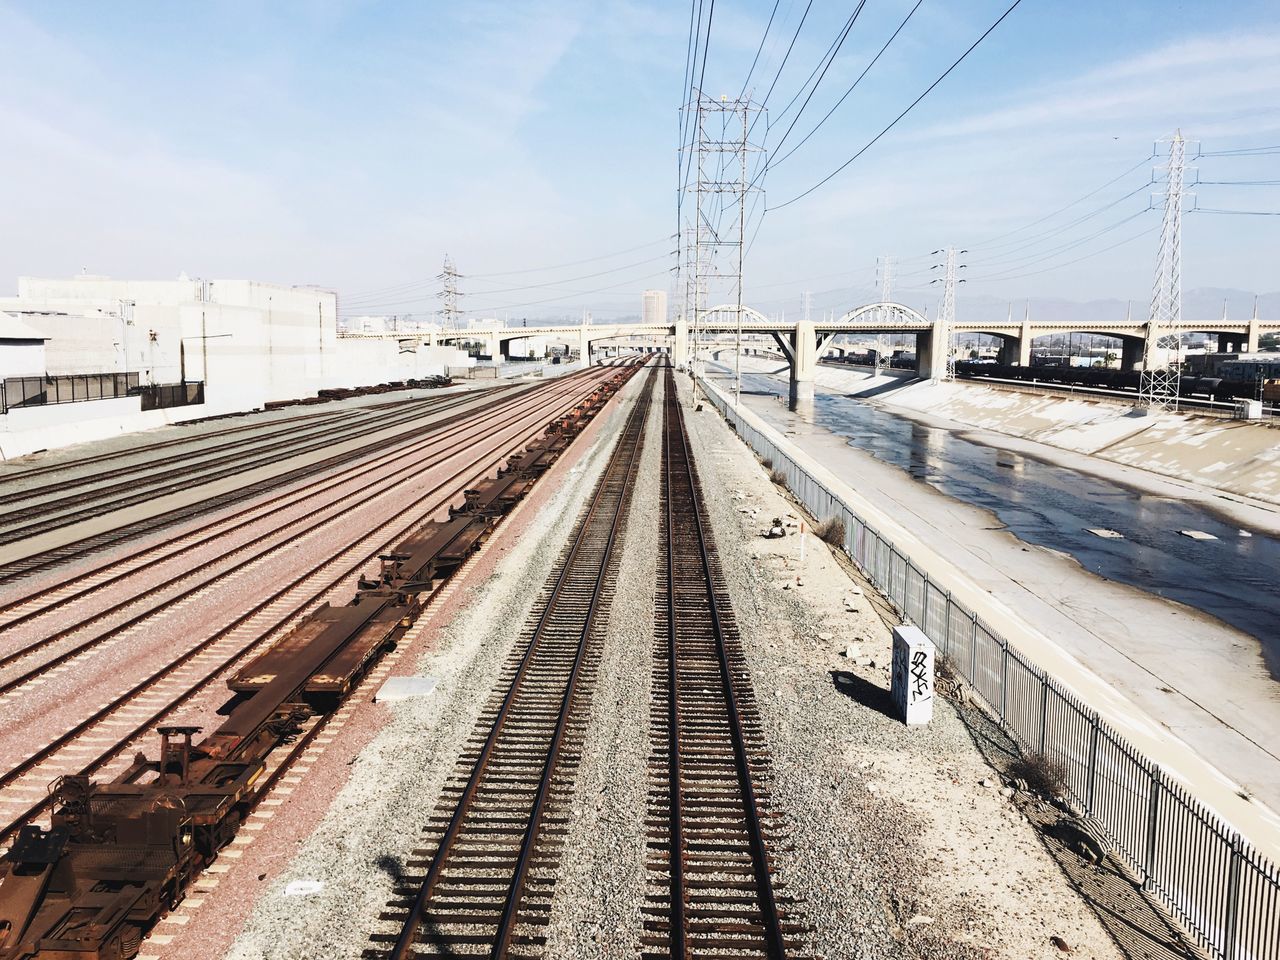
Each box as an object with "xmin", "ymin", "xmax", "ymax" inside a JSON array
[{"xmin": 0, "ymin": 275, "xmax": 469, "ymax": 457}]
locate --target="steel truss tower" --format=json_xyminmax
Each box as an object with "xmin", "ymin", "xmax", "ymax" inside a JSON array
[
  {"xmin": 931, "ymin": 247, "xmax": 965, "ymax": 381},
  {"xmin": 683, "ymin": 91, "xmax": 764, "ymax": 405},
  {"xmin": 437, "ymin": 256, "xmax": 464, "ymax": 339},
  {"xmin": 1140, "ymin": 131, "xmax": 1194, "ymax": 412}
]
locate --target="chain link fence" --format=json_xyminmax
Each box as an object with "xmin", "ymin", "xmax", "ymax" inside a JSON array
[{"xmin": 699, "ymin": 377, "xmax": 1279, "ymax": 960}]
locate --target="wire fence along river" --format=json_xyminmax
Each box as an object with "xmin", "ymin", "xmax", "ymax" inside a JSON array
[{"xmin": 698, "ymin": 376, "xmax": 1279, "ymax": 960}]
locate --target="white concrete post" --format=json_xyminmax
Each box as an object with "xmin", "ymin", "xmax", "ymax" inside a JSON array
[
  {"xmin": 891, "ymin": 624, "xmax": 935, "ymax": 725},
  {"xmin": 673, "ymin": 317, "xmax": 689, "ymax": 368}
]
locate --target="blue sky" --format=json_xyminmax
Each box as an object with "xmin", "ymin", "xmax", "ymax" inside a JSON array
[{"xmin": 1, "ymin": 0, "xmax": 1277, "ymax": 321}]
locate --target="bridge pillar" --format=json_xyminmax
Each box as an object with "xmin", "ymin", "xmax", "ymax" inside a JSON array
[
  {"xmin": 577, "ymin": 327, "xmax": 591, "ymax": 364},
  {"xmin": 996, "ymin": 335, "xmax": 1024, "ymax": 366},
  {"xmin": 791, "ymin": 320, "xmax": 816, "ymax": 403},
  {"xmin": 916, "ymin": 323, "xmax": 948, "ymax": 380},
  {"xmin": 1020, "ymin": 316, "xmax": 1033, "ymax": 366},
  {"xmin": 1247, "ymin": 316, "xmax": 1261, "ymax": 353},
  {"xmin": 673, "ymin": 317, "xmax": 688, "ymax": 368},
  {"xmin": 1121, "ymin": 335, "xmax": 1145, "ymax": 371}
]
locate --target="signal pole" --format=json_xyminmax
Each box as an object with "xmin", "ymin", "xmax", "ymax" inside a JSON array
[{"xmin": 1139, "ymin": 130, "xmax": 1195, "ymax": 412}]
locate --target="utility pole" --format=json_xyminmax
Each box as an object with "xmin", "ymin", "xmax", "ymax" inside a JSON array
[
  {"xmin": 685, "ymin": 90, "xmax": 764, "ymax": 406},
  {"xmin": 930, "ymin": 248, "xmax": 966, "ymax": 381},
  {"xmin": 437, "ymin": 256, "xmax": 463, "ymax": 339},
  {"xmin": 1140, "ymin": 130, "xmax": 1195, "ymax": 412},
  {"xmin": 876, "ymin": 256, "xmax": 895, "ymax": 371}
]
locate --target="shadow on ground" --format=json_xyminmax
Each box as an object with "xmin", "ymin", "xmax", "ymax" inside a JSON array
[{"xmin": 953, "ymin": 697, "xmax": 1203, "ymax": 960}]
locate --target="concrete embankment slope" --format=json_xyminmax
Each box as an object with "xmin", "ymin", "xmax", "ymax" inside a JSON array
[
  {"xmin": 881, "ymin": 379, "xmax": 1280, "ymax": 507},
  {"xmin": 699, "ymin": 374, "xmax": 1280, "ymax": 865}
]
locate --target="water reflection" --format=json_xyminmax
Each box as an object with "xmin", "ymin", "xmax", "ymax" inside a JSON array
[{"xmin": 725, "ymin": 369, "xmax": 1280, "ymax": 678}]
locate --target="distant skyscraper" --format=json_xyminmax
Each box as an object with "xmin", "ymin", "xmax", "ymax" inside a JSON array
[{"xmin": 642, "ymin": 289, "xmax": 668, "ymax": 325}]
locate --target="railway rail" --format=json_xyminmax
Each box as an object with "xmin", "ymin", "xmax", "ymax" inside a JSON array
[
  {"xmin": 0, "ymin": 373, "xmax": 615, "ymax": 691},
  {"xmin": 376, "ymin": 366, "xmax": 657, "ymax": 959},
  {"xmin": 0, "ymin": 362, "xmax": 644, "ymax": 960},
  {"xmin": 0, "ymin": 366, "xmax": 635, "ymax": 848},
  {"xmin": 644, "ymin": 366, "xmax": 804, "ymax": 959},
  {"xmin": 0, "ymin": 383, "xmax": 543, "ymax": 584},
  {"xmin": 0, "ymin": 388, "xmax": 507, "ymax": 547}
]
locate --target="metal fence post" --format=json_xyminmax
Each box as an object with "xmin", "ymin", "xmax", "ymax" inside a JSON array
[
  {"xmin": 969, "ymin": 612, "xmax": 979, "ymax": 684},
  {"xmin": 999, "ymin": 639, "xmax": 1009, "ymax": 723},
  {"xmin": 1038, "ymin": 675, "xmax": 1050, "ymax": 753},
  {"xmin": 1223, "ymin": 835, "xmax": 1242, "ymax": 960},
  {"xmin": 921, "ymin": 574, "xmax": 930, "ymax": 633},
  {"xmin": 1144, "ymin": 764, "xmax": 1163, "ymax": 891},
  {"xmin": 1086, "ymin": 711, "xmax": 1100, "ymax": 816}
]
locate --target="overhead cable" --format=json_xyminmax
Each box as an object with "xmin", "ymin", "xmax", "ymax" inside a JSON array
[{"xmin": 768, "ymin": 0, "xmax": 1026, "ymax": 212}]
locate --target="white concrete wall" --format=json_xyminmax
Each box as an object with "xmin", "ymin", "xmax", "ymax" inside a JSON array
[
  {"xmin": 0, "ymin": 276, "xmax": 477, "ymax": 457},
  {"xmin": 0, "ymin": 340, "xmax": 45, "ymax": 378}
]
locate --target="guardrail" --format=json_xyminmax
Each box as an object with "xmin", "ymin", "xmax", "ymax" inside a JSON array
[
  {"xmin": 697, "ymin": 375, "xmax": 1279, "ymax": 960},
  {"xmin": 1, "ymin": 373, "xmax": 140, "ymax": 414}
]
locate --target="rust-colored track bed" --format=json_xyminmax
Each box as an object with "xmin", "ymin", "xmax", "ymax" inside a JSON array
[
  {"xmin": 374, "ymin": 367, "xmax": 657, "ymax": 959},
  {"xmin": 644, "ymin": 367, "xmax": 807, "ymax": 959},
  {"xmin": 0, "ymin": 363, "xmax": 642, "ymax": 960}
]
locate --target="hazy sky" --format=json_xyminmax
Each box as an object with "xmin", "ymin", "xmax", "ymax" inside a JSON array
[{"xmin": 1, "ymin": 1, "xmax": 1277, "ymax": 321}]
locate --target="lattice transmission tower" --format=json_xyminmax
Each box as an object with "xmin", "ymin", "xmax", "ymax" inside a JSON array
[
  {"xmin": 930, "ymin": 247, "xmax": 966, "ymax": 381},
  {"xmin": 1139, "ymin": 131, "xmax": 1195, "ymax": 412},
  {"xmin": 683, "ymin": 91, "xmax": 764, "ymax": 405},
  {"xmin": 437, "ymin": 255, "xmax": 464, "ymax": 339}
]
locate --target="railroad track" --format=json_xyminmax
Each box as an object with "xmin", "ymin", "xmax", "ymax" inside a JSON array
[
  {"xmin": 0, "ymin": 389, "xmax": 498, "ymax": 546},
  {"xmin": 0, "ymin": 373, "xmax": 614, "ymax": 688},
  {"xmin": 643, "ymin": 366, "xmax": 805, "ymax": 959},
  {"xmin": 0, "ymin": 366, "xmax": 634, "ymax": 846},
  {"xmin": 374, "ymin": 367, "xmax": 657, "ymax": 959}
]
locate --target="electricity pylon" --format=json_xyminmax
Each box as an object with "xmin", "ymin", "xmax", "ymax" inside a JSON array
[
  {"xmin": 930, "ymin": 247, "xmax": 966, "ymax": 381},
  {"xmin": 437, "ymin": 256, "xmax": 464, "ymax": 339},
  {"xmin": 1139, "ymin": 130, "xmax": 1196, "ymax": 412}
]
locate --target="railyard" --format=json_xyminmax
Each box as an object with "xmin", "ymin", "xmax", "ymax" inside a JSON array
[{"xmin": 0, "ymin": 361, "xmax": 1178, "ymax": 960}]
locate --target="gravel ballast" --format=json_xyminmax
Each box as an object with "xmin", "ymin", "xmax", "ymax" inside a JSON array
[
  {"xmin": 185, "ymin": 364, "xmax": 1120, "ymax": 960},
  {"xmin": 216, "ymin": 371, "xmax": 653, "ymax": 960}
]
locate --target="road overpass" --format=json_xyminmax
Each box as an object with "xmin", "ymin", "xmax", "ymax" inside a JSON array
[{"xmin": 341, "ymin": 303, "xmax": 1278, "ymax": 403}]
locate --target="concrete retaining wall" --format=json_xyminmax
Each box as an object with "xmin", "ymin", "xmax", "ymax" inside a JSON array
[{"xmin": 696, "ymin": 373, "xmax": 1280, "ymax": 873}]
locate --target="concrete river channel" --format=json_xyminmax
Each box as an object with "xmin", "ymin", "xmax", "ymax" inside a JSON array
[{"xmin": 724, "ymin": 367, "xmax": 1280, "ymax": 679}]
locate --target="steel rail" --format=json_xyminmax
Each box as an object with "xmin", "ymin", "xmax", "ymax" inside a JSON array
[
  {"xmin": 389, "ymin": 366, "xmax": 654, "ymax": 960},
  {"xmin": 0, "ymin": 369, "xmax": 630, "ymax": 846},
  {"xmin": 663, "ymin": 365, "xmax": 788, "ymax": 958},
  {"xmin": 0, "ymin": 386, "xmax": 521, "ymax": 545},
  {"xmin": 0, "ymin": 377, "xmax": 594, "ymax": 615},
  {"xmin": 488, "ymin": 370, "xmax": 653, "ymax": 957},
  {"xmin": 0, "ymin": 375, "xmax": 607, "ymax": 685}
]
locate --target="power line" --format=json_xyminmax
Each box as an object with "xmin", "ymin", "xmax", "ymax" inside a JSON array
[
  {"xmin": 768, "ymin": 0, "xmax": 1026, "ymax": 212},
  {"xmin": 1191, "ymin": 207, "xmax": 1280, "ymax": 216},
  {"xmin": 739, "ymin": 0, "xmax": 781, "ymax": 98},
  {"xmin": 966, "ymin": 182, "xmax": 1154, "ymax": 265},
  {"xmin": 346, "ymin": 254, "xmax": 673, "ymax": 310},
  {"xmin": 342, "ymin": 237, "xmax": 673, "ymax": 304},
  {"xmin": 769, "ymin": 0, "xmax": 926, "ymax": 171},
  {"xmin": 966, "ymin": 224, "xmax": 1158, "ymax": 284},
  {"xmin": 1195, "ymin": 179, "xmax": 1280, "ymax": 186},
  {"xmin": 766, "ymin": 1, "xmax": 869, "ymax": 161},
  {"xmin": 968, "ymin": 154, "xmax": 1155, "ymax": 249},
  {"xmin": 1199, "ymin": 145, "xmax": 1280, "ymax": 157},
  {"xmin": 967, "ymin": 208, "xmax": 1155, "ymax": 280}
]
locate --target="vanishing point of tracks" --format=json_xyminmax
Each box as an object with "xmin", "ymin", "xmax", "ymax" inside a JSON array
[{"xmin": 380, "ymin": 366, "xmax": 802, "ymax": 959}]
